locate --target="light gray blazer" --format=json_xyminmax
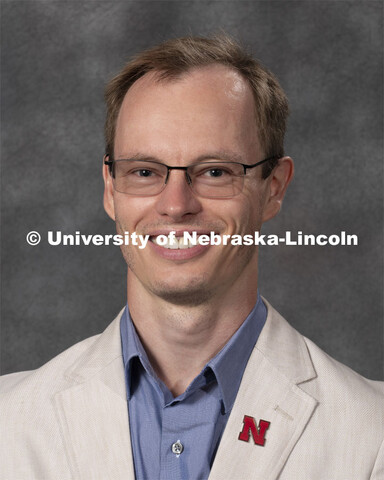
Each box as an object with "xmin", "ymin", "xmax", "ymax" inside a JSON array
[{"xmin": 1, "ymin": 300, "xmax": 383, "ymax": 479}]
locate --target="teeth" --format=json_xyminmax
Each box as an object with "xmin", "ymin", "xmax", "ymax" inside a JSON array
[
  {"xmin": 151, "ymin": 235, "xmax": 198, "ymax": 249},
  {"xmin": 178, "ymin": 237, "xmax": 189, "ymax": 249},
  {"xmin": 168, "ymin": 237, "xmax": 179, "ymax": 250}
]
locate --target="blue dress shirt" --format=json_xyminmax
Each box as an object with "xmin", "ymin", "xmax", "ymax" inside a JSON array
[{"xmin": 120, "ymin": 294, "xmax": 267, "ymax": 480}]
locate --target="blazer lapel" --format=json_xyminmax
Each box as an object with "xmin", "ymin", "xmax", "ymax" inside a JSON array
[
  {"xmin": 53, "ymin": 312, "xmax": 136, "ymax": 480},
  {"xmin": 209, "ymin": 301, "xmax": 318, "ymax": 480}
]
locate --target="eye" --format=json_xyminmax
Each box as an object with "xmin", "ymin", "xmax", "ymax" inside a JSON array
[
  {"xmin": 206, "ymin": 168, "xmax": 225, "ymax": 177},
  {"xmin": 201, "ymin": 167, "xmax": 232, "ymax": 178},
  {"xmin": 115, "ymin": 161, "xmax": 165, "ymax": 183},
  {"xmin": 134, "ymin": 169, "xmax": 155, "ymax": 177}
]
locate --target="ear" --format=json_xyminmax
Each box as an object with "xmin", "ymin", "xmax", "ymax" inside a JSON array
[
  {"xmin": 262, "ymin": 156, "xmax": 294, "ymax": 223},
  {"xmin": 103, "ymin": 155, "xmax": 116, "ymax": 221}
]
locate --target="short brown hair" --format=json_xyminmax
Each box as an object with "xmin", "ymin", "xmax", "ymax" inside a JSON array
[{"xmin": 104, "ymin": 34, "xmax": 289, "ymax": 178}]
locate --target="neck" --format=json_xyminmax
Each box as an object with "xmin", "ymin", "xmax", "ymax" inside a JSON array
[{"xmin": 127, "ymin": 271, "xmax": 258, "ymax": 397}]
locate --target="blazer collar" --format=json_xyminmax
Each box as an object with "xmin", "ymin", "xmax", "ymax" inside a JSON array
[
  {"xmin": 209, "ymin": 300, "xmax": 318, "ymax": 480},
  {"xmin": 62, "ymin": 309, "xmax": 126, "ymax": 395},
  {"xmin": 256, "ymin": 298, "xmax": 317, "ymax": 385}
]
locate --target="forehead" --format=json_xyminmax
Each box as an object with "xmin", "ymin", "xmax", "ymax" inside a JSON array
[
  {"xmin": 114, "ymin": 64, "xmax": 260, "ymax": 160},
  {"xmin": 129, "ymin": 63, "xmax": 251, "ymax": 97}
]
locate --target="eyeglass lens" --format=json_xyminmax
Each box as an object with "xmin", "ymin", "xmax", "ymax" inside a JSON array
[{"xmin": 112, "ymin": 160, "xmax": 246, "ymax": 198}]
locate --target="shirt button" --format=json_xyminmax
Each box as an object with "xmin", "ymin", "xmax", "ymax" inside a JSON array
[{"xmin": 171, "ymin": 440, "xmax": 184, "ymax": 455}]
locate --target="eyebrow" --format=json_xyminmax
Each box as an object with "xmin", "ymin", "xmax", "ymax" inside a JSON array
[{"xmin": 114, "ymin": 150, "xmax": 247, "ymax": 165}]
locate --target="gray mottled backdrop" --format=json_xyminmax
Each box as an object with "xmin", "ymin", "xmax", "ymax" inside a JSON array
[{"xmin": 1, "ymin": 1, "xmax": 383, "ymax": 380}]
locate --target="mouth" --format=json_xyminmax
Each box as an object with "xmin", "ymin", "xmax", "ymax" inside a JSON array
[
  {"xmin": 148, "ymin": 231, "xmax": 214, "ymax": 260},
  {"xmin": 150, "ymin": 234, "xmax": 202, "ymax": 250}
]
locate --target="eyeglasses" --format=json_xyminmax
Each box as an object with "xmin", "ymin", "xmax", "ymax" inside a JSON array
[{"xmin": 104, "ymin": 155, "xmax": 279, "ymax": 199}]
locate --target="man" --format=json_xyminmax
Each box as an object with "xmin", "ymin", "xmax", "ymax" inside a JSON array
[{"xmin": 1, "ymin": 35, "xmax": 383, "ymax": 480}]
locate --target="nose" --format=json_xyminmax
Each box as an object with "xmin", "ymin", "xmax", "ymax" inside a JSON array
[{"xmin": 155, "ymin": 169, "xmax": 202, "ymax": 221}]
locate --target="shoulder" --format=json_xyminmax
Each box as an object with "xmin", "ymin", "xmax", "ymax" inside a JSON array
[
  {"xmin": 260, "ymin": 298, "xmax": 384, "ymax": 407},
  {"xmin": 303, "ymin": 335, "xmax": 384, "ymax": 402},
  {"xmin": 1, "ymin": 308, "xmax": 125, "ymax": 400},
  {"xmin": 253, "ymin": 300, "xmax": 384, "ymax": 477},
  {"xmin": 0, "ymin": 310, "xmax": 125, "ymax": 479},
  {"xmin": 0, "ymin": 334, "xmax": 100, "ymax": 397}
]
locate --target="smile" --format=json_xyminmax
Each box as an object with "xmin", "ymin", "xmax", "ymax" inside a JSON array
[
  {"xmin": 150, "ymin": 235, "xmax": 199, "ymax": 250},
  {"xmin": 148, "ymin": 232, "xmax": 212, "ymax": 261}
]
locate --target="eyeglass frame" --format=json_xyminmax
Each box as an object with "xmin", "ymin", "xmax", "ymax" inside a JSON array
[{"xmin": 104, "ymin": 154, "xmax": 280, "ymax": 197}]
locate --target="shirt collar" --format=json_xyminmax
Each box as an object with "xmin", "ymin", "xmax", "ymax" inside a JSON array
[
  {"xmin": 120, "ymin": 293, "xmax": 267, "ymax": 412},
  {"xmin": 120, "ymin": 307, "xmax": 158, "ymax": 400}
]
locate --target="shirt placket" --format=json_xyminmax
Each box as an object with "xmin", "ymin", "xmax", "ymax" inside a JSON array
[
  {"xmin": 160, "ymin": 401, "xmax": 188, "ymax": 480},
  {"xmin": 159, "ymin": 389, "xmax": 223, "ymax": 480}
]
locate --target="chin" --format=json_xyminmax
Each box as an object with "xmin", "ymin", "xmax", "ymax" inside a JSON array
[{"xmin": 148, "ymin": 275, "xmax": 213, "ymax": 306}]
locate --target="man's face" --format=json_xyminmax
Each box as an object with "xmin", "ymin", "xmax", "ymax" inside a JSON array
[{"xmin": 104, "ymin": 65, "xmax": 281, "ymax": 305}]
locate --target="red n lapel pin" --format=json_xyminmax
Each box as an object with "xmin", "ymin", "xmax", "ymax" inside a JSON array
[{"xmin": 238, "ymin": 415, "xmax": 270, "ymax": 446}]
